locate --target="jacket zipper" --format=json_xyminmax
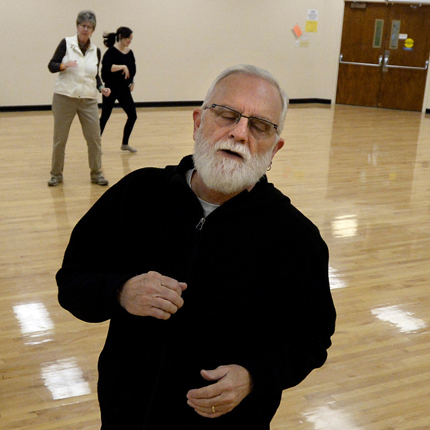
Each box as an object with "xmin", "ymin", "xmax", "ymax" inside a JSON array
[
  {"xmin": 144, "ymin": 216, "xmax": 205, "ymax": 427},
  {"xmin": 196, "ymin": 217, "xmax": 206, "ymax": 230}
]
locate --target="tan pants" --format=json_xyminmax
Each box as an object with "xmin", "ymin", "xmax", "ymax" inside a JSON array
[{"xmin": 50, "ymin": 93, "xmax": 103, "ymax": 180}]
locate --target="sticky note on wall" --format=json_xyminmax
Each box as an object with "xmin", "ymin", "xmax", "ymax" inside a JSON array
[
  {"xmin": 292, "ymin": 24, "xmax": 303, "ymax": 38},
  {"xmin": 305, "ymin": 21, "xmax": 318, "ymax": 32}
]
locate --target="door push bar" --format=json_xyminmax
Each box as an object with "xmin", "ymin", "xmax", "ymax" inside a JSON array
[
  {"xmin": 339, "ymin": 53, "xmax": 383, "ymax": 67},
  {"xmin": 383, "ymin": 51, "xmax": 428, "ymax": 72},
  {"xmin": 384, "ymin": 58, "xmax": 429, "ymax": 71},
  {"xmin": 339, "ymin": 53, "xmax": 429, "ymax": 72}
]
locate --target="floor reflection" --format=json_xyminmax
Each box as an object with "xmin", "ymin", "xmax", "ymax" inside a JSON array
[
  {"xmin": 327, "ymin": 107, "xmax": 420, "ymax": 205},
  {"xmin": 371, "ymin": 305, "xmax": 427, "ymax": 333},
  {"xmin": 304, "ymin": 405, "xmax": 357, "ymax": 430},
  {"xmin": 13, "ymin": 302, "xmax": 54, "ymax": 345},
  {"xmin": 329, "ymin": 266, "xmax": 347, "ymax": 290},
  {"xmin": 331, "ymin": 215, "xmax": 358, "ymax": 238},
  {"xmin": 42, "ymin": 358, "xmax": 91, "ymax": 400}
]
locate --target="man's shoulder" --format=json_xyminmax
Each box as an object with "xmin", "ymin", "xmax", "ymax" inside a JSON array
[
  {"xmin": 121, "ymin": 165, "xmax": 170, "ymax": 183},
  {"xmin": 116, "ymin": 161, "xmax": 185, "ymax": 189},
  {"xmin": 260, "ymin": 190, "xmax": 323, "ymax": 241}
]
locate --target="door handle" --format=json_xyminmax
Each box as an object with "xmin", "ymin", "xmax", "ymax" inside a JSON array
[
  {"xmin": 383, "ymin": 51, "xmax": 389, "ymax": 72},
  {"xmin": 339, "ymin": 54, "xmax": 383, "ymax": 67},
  {"xmin": 385, "ymin": 60, "xmax": 429, "ymax": 71}
]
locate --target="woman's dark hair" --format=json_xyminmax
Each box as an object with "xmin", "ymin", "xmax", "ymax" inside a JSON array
[{"xmin": 103, "ymin": 27, "xmax": 133, "ymax": 47}]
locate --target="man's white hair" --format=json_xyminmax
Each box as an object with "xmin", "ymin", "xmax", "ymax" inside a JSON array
[{"xmin": 202, "ymin": 64, "xmax": 289, "ymax": 135}]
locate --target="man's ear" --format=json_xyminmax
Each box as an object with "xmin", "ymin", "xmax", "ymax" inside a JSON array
[
  {"xmin": 192, "ymin": 108, "xmax": 203, "ymax": 141},
  {"xmin": 271, "ymin": 138, "xmax": 285, "ymax": 160}
]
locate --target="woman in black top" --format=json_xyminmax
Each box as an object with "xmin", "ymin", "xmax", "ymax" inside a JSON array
[{"xmin": 100, "ymin": 27, "xmax": 138, "ymax": 153}]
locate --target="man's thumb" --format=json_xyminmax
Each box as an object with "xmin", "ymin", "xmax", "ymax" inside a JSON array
[{"xmin": 200, "ymin": 367, "xmax": 227, "ymax": 382}]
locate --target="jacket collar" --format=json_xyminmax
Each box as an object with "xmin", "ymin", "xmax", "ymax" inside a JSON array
[
  {"xmin": 170, "ymin": 155, "xmax": 288, "ymax": 212},
  {"xmin": 70, "ymin": 34, "xmax": 96, "ymax": 52}
]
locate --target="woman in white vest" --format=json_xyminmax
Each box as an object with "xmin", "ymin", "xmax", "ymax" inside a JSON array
[{"xmin": 47, "ymin": 10, "xmax": 111, "ymax": 187}]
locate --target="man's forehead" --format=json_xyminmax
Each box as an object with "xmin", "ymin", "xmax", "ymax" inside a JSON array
[{"xmin": 212, "ymin": 74, "xmax": 283, "ymax": 117}]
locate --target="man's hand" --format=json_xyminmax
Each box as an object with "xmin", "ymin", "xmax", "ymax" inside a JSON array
[
  {"xmin": 118, "ymin": 271, "xmax": 187, "ymax": 320},
  {"xmin": 186, "ymin": 365, "xmax": 253, "ymax": 418}
]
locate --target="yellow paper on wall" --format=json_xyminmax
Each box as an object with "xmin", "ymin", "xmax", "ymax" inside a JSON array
[{"xmin": 305, "ymin": 20, "xmax": 318, "ymax": 33}]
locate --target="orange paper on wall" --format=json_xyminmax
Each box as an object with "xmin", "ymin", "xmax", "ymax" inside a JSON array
[{"xmin": 292, "ymin": 25, "xmax": 302, "ymax": 38}]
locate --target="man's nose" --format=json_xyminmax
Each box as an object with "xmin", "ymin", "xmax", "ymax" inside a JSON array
[{"xmin": 229, "ymin": 117, "xmax": 249, "ymax": 142}]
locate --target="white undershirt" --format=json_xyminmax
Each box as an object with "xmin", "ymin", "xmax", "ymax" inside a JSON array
[{"xmin": 186, "ymin": 169, "xmax": 220, "ymax": 217}]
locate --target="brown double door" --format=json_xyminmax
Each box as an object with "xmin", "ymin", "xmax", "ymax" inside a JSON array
[{"xmin": 336, "ymin": 2, "xmax": 430, "ymax": 111}]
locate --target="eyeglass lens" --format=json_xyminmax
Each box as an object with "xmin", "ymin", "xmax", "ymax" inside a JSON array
[{"xmin": 209, "ymin": 105, "xmax": 276, "ymax": 138}]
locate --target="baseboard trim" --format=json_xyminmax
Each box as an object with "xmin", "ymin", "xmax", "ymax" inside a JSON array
[
  {"xmin": 289, "ymin": 98, "xmax": 331, "ymax": 105},
  {"xmin": 134, "ymin": 101, "xmax": 203, "ymax": 108},
  {"xmin": 0, "ymin": 105, "xmax": 53, "ymax": 112}
]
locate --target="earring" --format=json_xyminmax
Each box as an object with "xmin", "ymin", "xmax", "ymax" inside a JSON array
[{"xmin": 267, "ymin": 162, "xmax": 272, "ymax": 171}]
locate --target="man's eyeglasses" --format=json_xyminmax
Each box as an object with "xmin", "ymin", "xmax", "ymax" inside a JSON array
[{"xmin": 203, "ymin": 104, "xmax": 279, "ymax": 140}]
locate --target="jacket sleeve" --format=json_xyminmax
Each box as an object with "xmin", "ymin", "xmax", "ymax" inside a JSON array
[
  {"xmin": 56, "ymin": 178, "xmax": 136, "ymax": 323},
  {"xmin": 48, "ymin": 39, "xmax": 66, "ymax": 73},
  {"xmin": 241, "ymin": 228, "xmax": 336, "ymax": 396}
]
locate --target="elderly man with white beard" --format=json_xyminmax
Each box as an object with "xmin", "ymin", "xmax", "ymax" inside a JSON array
[{"xmin": 56, "ymin": 64, "xmax": 336, "ymax": 430}]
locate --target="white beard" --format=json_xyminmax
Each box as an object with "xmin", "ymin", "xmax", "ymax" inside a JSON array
[{"xmin": 193, "ymin": 131, "xmax": 274, "ymax": 195}]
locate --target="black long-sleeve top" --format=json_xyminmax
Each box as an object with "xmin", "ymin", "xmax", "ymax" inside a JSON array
[{"xmin": 101, "ymin": 46, "xmax": 136, "ymax": 90}]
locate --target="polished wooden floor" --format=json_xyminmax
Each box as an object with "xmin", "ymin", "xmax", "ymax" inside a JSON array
[{"xmin": 0, "ymin": 104, "xmax": 429, "ymax": 429}]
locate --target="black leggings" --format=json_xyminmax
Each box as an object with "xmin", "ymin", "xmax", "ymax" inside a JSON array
[{"xmin": 100, "ymin": 88, "xmax": 137, "ymax": 146}]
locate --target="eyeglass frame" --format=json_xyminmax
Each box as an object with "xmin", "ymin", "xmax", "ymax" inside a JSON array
[
  {"xmin": 203, "ymin": 103, "xmax": 279, "ymax": 137},
  {"xmin": 78, "ymin": 24, "xmax": 94, "ymax": 31}
]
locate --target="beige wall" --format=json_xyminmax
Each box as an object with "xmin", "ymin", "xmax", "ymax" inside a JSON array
[{"xmin": 1, "ymin": 0, "xmax": 429, "ymax": 110}]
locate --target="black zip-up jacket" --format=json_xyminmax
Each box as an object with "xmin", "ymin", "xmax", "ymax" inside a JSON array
[{"xmin": 57, "ymin": 155, "xmax": 336, "ymax": 429}]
